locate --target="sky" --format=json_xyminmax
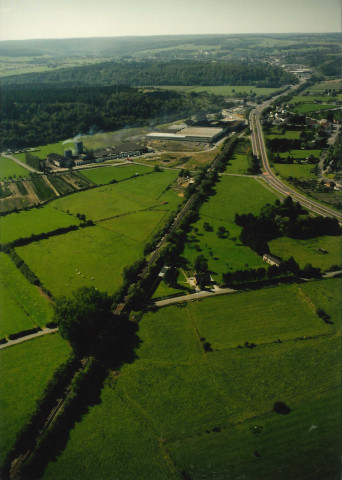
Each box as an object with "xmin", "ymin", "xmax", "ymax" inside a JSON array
[{"xmin": 0, "ymin": 0, "xmax": 340, "ymax": 41}]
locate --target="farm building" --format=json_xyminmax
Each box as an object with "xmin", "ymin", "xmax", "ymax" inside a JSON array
[{"xmin": 263, "ymin": 254, "xmax": 282, "ymax": 267}]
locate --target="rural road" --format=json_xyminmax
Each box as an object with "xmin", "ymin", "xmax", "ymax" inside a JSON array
[
  {"xmin": 153, "ymin": 287, "xmax": 236, "ymax": 307},
  {"xmin": 1, "ymin": 153, "xmax": 38, "ymax": 173},
  {"xmin": 0, "ymin": 327, "xmax": 58, "ymax": 350}
]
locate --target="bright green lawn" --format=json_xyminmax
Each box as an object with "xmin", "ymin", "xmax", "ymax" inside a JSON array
[
  {"xmin": 79, "ymin": 164, "xmax": 154, "ymax": 185},
  {"xmin": 0, "ymin": 156, "xmax": 30, "ymax": 180},
  {"xmin": 224, "ymin": 154, "xmax": 250, "ymax": 174},
  {"xmin": 43, "ymin": 285, "xmax": 340, "ymax": 480},
  {"xmin": 269, "ymin": 236, "xmax": 341, "ymax": 271},
  {"xmin": 0, "ymin": 252, "xmax": 53, "ymax": 337},
  {"xmin": 0, "ymin": 334, "xmax": 70, "ymax": 466},
  {"xmin": 183, "ymin": 176, "xmax": 277, "ymax": 279},
  {"xmin": 273, "ymin": 163, "xmax": 317, "ymax": 179},
  {"xmin": 191, "ymin": 86, "xmax": 282, "ymax": 96},
  {"xmin": 0, "ymin": 205, "xmax": 81, "ymax": 244}
]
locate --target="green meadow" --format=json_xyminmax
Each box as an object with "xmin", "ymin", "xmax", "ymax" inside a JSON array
[
  {"xmin": 278, "ymin": 149, "xmax": 321, "ymax": 160},
  {"xmin": 79, "ymin": 164, "xmax": 154, "ymax": 185},
  {"xmin": 158, "ymin": 85, "xmax": 282, "ymax": 96},
  {"xmin": 0, "ymin": 334, "xmax": 70, "ymax": 466},
  {"xmin": 294, "ymin": 104, "xmax": 338, "ymax": 114},
  {"xmin": 0, "ymin": 156, "xmax": 30, "ymax": 180},
  {"xmin": 53, "ymin": 170, "xmax": 179, "ymax": 222},
  {"xmin": 269, "ymin": 236, "xmax": 341, "ymax": 271},
  {"xmin": 14, "ymin": 142, "xmax": 65, "ymax": 162},
  {"xmin": 0, "ymin": 252, "xmax": 53, "ymax": 337},
  {"xmin": 183, "ymin": 176, "xmax": 277, "ymax": 279},
  {"xmin": 16, "ymin": 171, "xmax": 181, "ymax": 298},
  {"xmin": 267, "ymin": 129, "xmax": 301, "ymax": 140},
  {"xmin": 273, "ymin": 163, "xmax": 317, "ymax": 179},
  {"xmin": 42, "ymin": 279, "xmax": 341, "ymax": 480},
  {"xmin": 0, "ymin": 205, "xmax": 81, "ymax": 245}
]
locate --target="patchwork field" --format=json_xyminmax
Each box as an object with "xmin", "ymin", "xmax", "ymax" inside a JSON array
[
  {"xmin": 16, "ymin": 171, "xmax": 181, "ymax": 298},
  {"xmin": 0, "ymin": 334, "xmax": 70, "ymax": 466},
  {"xmin": 0, "ymin": 205, "xmax": 81, "ymax": 245},
  {"xmin": 79, "ymin": 164, "xmax": 154, "ymax": 185},
  {"xmin": 0, "ymin": 156, "xmax": 30, "ymax": 180},
  {"xmin": 183, "ymin": 176, "xmax": 277, "ymax": 279},
  {"xmin": 269, "ymin": 235, "xmax": 342, "ymax": 271},
  {"xmin": 0, "ymin": 252, "xmax": 53, "ymax": 337},
  {"xmin": 42, "ymin": 279, "xmax": 341, "ymax": 480}
]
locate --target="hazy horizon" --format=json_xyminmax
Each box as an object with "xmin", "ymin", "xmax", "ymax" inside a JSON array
[{"xmin": 0, "ymin": 0, "xmax": 340, "ymax": 42}]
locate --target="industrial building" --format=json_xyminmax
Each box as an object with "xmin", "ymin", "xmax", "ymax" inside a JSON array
[{"xmin": 146, "ymin": 126, "xmax": 226, "ymax": 143}]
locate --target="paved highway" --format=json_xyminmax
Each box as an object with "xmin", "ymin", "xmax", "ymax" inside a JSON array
[{"xmin": 250, "ymin": 91, "xmax": 342, "ymax": 222}]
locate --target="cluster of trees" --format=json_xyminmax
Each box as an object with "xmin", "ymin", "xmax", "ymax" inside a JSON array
[
  {"xmin": 1, "ymin": 85, "xmax": 222, "ymax": 150},
  {"xmin": 247, "ymin": 150, "xmax": 261, "ymax": 174},
  {"xmin": 2, "ymin": 60, "xmax": 297, "ymax": 88},
  {"xmin": 235, "ymin": 196, "xmax": 340, "ymax": 254}
]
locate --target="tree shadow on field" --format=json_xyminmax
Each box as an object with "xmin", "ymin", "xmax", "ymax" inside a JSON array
[{"xmin": 20, "ymin": 319, "xmax": 140, "ymax": 480}]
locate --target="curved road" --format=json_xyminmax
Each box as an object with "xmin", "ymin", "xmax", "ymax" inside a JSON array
[{"xmin": 250, "ymin": 93, "xmax": 342, "ymax": 222}]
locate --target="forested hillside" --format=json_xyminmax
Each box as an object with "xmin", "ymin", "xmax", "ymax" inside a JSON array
[
  {"xmin": 0, "ymin": 85, "xmax": 223, "ymax": 149},
  {"xmin": 1, "ymin": 60, "xmax": 297, "ymax": 87}
]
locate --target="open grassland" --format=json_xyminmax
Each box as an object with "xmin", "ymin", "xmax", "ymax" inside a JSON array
[
  {"xmin": 183, "ymin": 176, "xmax": 277, "ymax": 279},
  {"xmin": 53, "ymin": 170, "xmax": 179, "ymax": 222},
  {"xmin": 224, "ymin": 138, "xmax": 251, "ymax": 174},
  {"xmin": 0, "ymin": 252, "xmax": 53, "ymax": 337},
  {"xmin": 291, "ymin": 94, "xmax": 342, "ymax": 104},
  {"xmin": 294, "ymin": 103, "xmax": 340, "ymax": 114},
  {"xmin": 79, "ymin": 164, "xmax": 154, "ymax": 185},
  {"xmin": 187, "ymin": 283, "xmax": 334, "ymax": 350},
  {"xmin": 0, "ymin": 334, "xmax": 70, "ymax": 466},
  {"xmin": 42, "ymin": 281, "xmax": 341, "ymax": 480},
  {"xmin": 269, "ymin": 236, "xmax": 341, "ymax": 271},
  {"xmin": 0, "ymin": 205, "xmax": 81, "ymax": 244},
  {"xmin": 309, "ymin": 80, "xmax": 342, "ymax": 91},
  {"xmin": 273, "ymin": 163, "xmax": 317, "ymax": 179},
  {"xmin": 0, "ymin": 156, "xmax": 30, "ymax": 180},
  {"xmin": 17, "ymin": 225, "xmax": 147, "ymax": 298}
]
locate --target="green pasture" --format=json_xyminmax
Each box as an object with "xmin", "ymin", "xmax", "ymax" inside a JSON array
[
  {"xmin": 278, "ymin": 149, "xmax": 321, "ymax": 160},
  {"xmin": 157, "ymin": 85, "xmax": 282, "ymax": 96},
  {"xmin": 183, "ymin": 176, "xmax": 277, "ymax": 278},
  {"xmin": 0, "ymin": 252, "xmax": 53, "ymax": 337},
  {"xmin": 273, "ymin": 163, "xmax": 317, "ymax": 179},
  {"xmin": 16, "ymin": 226, "xmax": 142, "ymax": 298},
  {"xmin": 187, "ymin": 283, "xmax": 334, "ymax": 350},
  {"xmin": 43, "ymin": 285, "xmax": 340, "ymax": 480},
  {"xmin": 53, "ymin": 170, "xmax": 179, "ymax": 222},
  {"xmin": 0, "ymin": 205, "xmax": 81, "ymax": 244},
  {"xmin": 169, "ymin": 387, "xmax": 341, "ymax": 480},
  {"xmin": 294, "ymin": 103, "xmax": 339, "ymax": 114},
  {"xmin": 267, "ymin": 129, "xmax": 302, "ymax": 140},
  {"xmin": 291, "ymin": 94, "xmax": 341, "ymax": 105},
  {"xmin": 309, "ymin": 80, "xmax": 342, "ymax": 91},
  {"xmin": 269, "ymin": 235, "xmax": 341, "ymax": 271},
  {"xmin": 0, "ymin": 156, "xmax": 30, "ymax": 180},
  {"xmin": 0, "ymin": 334, "xmax": 70, "ymax": 466},
  {"xmin": 79, "ymin": 164, "xmax": 154, "ymax": 185},
  {"xmin": 224, "ymin": 138, "xmax": 251, "ymax": 174}
]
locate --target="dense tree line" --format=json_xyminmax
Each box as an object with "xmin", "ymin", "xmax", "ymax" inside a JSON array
[
  {"xmin": 0, "ymin": 84, "xmax": 222, "ymax": 150},
  {"xmin": 1, "ymin": 60, "xmax": 297, "ymax": 87},
  {"xmin": 235, "ymin": 196, "xmax": 340, "ymax": 254}
]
